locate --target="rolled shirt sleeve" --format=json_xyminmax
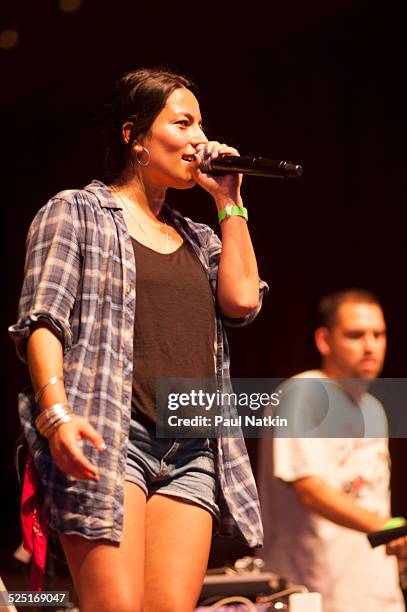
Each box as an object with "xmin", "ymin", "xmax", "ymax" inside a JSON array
[{"xmin": 9, "ymin": 197, "xmax": 82, "ymax": 362}]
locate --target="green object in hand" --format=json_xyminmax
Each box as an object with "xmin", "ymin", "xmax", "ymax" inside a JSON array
[{"xmin": 383, "ymin": 517, "xmax": 407, "ymax": 530}]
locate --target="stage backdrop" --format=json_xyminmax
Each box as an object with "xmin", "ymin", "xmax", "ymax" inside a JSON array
[{"xmin": 2, "ymin": 0, "xmax": 406, "ymax": 564}]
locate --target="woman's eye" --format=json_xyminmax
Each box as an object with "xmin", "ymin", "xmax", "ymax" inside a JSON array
[{"xmin": 177, "ymin": 120, "xmax": 189, "ymax": 126}]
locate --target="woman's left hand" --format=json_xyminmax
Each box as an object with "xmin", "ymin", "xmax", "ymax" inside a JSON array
[{"xmin": 192, "ymin": 141, "xmax": 243, "ymax": 205}]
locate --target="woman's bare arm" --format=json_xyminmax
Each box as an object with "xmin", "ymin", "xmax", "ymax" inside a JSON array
[{"xmin": 27, "ymin": 326, "xmax": 106, "ymax": 480}]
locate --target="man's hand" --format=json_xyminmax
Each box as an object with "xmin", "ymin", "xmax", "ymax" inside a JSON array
[{"xmin": 387, "ymin": 536, "xmax": 407, "ymax": 559}]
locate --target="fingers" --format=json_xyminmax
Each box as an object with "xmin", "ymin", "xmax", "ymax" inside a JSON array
[
  {"xmin": 50, "ymin": 417, "xmax": 107, "ymax": 481},
  {"xmin": 62, "ymin": 441, "xmax": 100, "ymax": 481},
  {"xmin": 192, "ymin": 140, "xmax": 243, "ymax": 196},
  {"xmin": 78, "ymin": 418, "xmax": 107, "ymax": 452},
  {"xmin": 386, "ymin": 537, "xmax": 407, "ymax": 558},
  {"xmin": 194, "ymin": 141, "xmax": 239, "ymax": 165}
]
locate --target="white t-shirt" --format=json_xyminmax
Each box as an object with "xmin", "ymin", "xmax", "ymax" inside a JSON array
[{"xmin": 258, "ymin": 370, "xmax": 404, "ymax": 612}]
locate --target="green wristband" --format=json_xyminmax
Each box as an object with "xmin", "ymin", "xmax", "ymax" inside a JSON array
[{"xmin": 218, "ymin": 204, "xmax": 248, "ymax": 224}]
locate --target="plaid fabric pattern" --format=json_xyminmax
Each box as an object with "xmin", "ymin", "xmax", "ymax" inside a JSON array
[{"xmin": 9, "ymin": 180, "xmax": 268, "ymax": 547}]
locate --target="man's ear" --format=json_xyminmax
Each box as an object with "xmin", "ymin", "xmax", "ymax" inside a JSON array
[{"xmin": 315, "ymin": 326, "xmax": 331, "ymax": 357}]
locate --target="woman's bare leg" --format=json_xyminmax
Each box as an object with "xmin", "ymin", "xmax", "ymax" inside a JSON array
[
  {"xmin": 59, "ymin": 481, "xmax": 146, "ymax": 612},
  {"xmin": 144, "ymin": 494, "xmax": 213, "ymax": 612}
]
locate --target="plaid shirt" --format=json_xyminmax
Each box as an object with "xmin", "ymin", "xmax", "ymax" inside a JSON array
[{"xmin": 9, "ymin": 180, "xmax": 268, "ymax": 547}]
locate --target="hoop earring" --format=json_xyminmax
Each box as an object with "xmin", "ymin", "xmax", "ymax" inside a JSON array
[{"xmin": 135, "ymin": 146, "xmax": 150, "ymax": 167}]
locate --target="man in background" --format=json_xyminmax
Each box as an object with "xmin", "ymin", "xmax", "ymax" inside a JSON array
[{"xmin": 258, "ymin": 289, "xmax": 404, "ymax": 611}]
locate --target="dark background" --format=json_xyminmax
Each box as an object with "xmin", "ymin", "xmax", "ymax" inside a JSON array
[{"xmin": 2, "ymin": 0, "xmax": 407, "ymax": 566}]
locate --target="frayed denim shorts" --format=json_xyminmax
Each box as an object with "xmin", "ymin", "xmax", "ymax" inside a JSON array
[{"xmin": 125, "ymin": 415, "xmax": 220, "ymax": 521}]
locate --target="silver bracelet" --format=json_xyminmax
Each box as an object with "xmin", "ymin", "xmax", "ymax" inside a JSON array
[
  {"xmin": 40, "ymin": 414, "xmax": 73, "ymax": 439},
  {"xmin": 35, "ymin": 375, "xmax": 64, "ymax": 404},
  {"xmin": 35, "ymin": 403, "xmax": 73, "ymax": 439},
  {"xmin": 36, "ymin": 402, "xmax": 71, "ymax": 426}
]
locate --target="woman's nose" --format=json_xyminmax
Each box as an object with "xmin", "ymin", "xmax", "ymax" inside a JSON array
[{"xmin": 191, "ymin": 126, "xmax": 208, "ymax": 146}]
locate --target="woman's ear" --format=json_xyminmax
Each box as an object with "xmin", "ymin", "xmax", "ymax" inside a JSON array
[
  {"xmin": 131, "ymin": 141, "xmax": 144, "ymax": 154},
  {"xmin": 121, "ymin": 122, "xmax": 143, "ymax": 153},
  {"xmin": 121, "ymin": 121, "xmax": 133, "ymax": 145}
]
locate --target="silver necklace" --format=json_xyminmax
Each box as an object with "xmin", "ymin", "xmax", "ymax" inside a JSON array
[{"xmin": 112, "ymin": 188, "xmax": 169, "ymax": 253}]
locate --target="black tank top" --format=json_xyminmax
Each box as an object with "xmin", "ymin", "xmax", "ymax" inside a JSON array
[{"xmin": 130, "ymin": 237, "xmax": 216, "ymax": 424}]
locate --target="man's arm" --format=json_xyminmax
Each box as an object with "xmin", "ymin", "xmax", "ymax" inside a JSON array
[{"xmin": 292, "ymin": 475, "xmax": 388, "ymax": 533}]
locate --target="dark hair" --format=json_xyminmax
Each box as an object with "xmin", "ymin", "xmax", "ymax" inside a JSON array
[
  {"xmin": 102, "ymin": 67, "xmax": 197, "ymax": 183},
  {"xmin": 317, "ymin": 289, "xmax": 382, "ymax": 329}
]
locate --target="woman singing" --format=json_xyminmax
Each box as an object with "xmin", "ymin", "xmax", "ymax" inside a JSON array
[{"xmin": 10, "ymin": 67, "xmax": 268, "ymax": 612}]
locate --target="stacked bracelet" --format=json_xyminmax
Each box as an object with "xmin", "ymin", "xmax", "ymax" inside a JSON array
[
  {"xmin": 35, "ymin": 403, "xmax": 73, "ymax": 439},
  {"xmin": 35, "ymin": 375, "xmax": 64, "ymax": 404},
  {"xmin": 218, "ymin": 204, "xmax": 248, "ymax": 224}
]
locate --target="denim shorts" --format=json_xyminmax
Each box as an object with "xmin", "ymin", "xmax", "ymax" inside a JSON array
[{"xmin": 125, "ymin": 416, "xmax": 220, "ymax": 520}]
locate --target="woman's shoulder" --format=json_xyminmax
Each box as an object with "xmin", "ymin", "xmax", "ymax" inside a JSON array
[
  {"xmin": 50, "ymin": 180, "xmax": 113, "ymax": 210},
  {"xmin": 28, "ymin": 181, "xmax": 117, "ymax": 239},
  {"xmin": 51, "ymin": 187, "xmax": 97, "ymax": 205},
  {"xmin": 34, "ymin": 180, "xmax": 117, "ymax": 222}
]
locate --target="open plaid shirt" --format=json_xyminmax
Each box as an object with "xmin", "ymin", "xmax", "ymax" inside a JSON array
[{"xmin": 9, "ymin": 180, "xmax": 268, "ymax": 547}]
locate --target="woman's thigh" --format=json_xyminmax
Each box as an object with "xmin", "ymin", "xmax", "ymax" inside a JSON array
[
  {"xmin": 59, "ymin": 481, "xmax": 146, "ymax": 612},
  {"xmin": 144, "ymin": 493, "xmax": 213, "ymax": 612}
]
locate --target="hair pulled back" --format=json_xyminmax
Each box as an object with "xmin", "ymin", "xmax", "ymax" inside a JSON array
[{"xmin": 103, "ymin": 67, "xmax": 197, "ymax": 183}]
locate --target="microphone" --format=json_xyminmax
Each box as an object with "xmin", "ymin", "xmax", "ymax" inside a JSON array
[
  {"xmin": 199, "ymin": 155, "xmax": 303, "ymax": 180},
  {"xmin": 367, "ymin": 525, "xmax": 407, "ymax": 548}
]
